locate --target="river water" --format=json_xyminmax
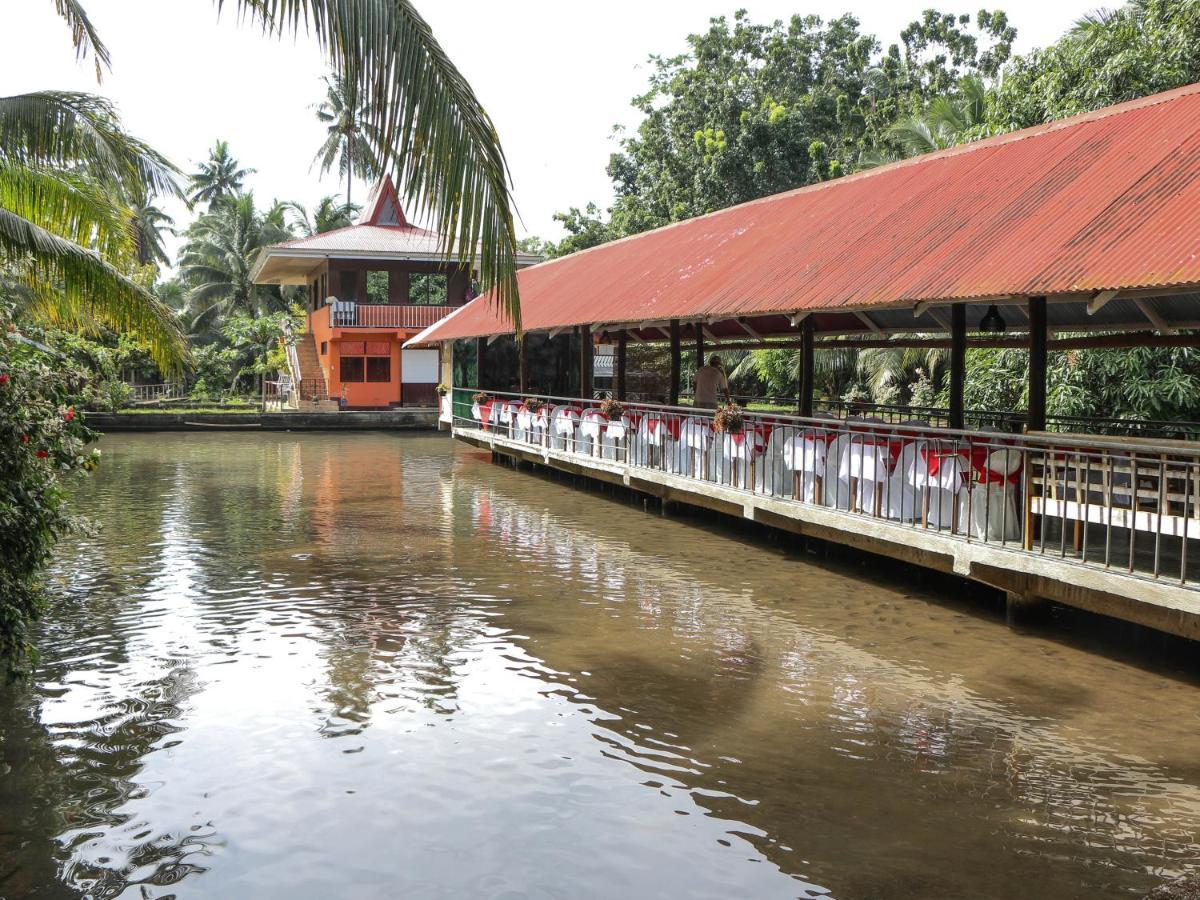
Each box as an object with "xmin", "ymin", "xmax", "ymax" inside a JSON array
[{"xmin": 2, "ymin": 432, "xmax": 1199, "ymax": 899}]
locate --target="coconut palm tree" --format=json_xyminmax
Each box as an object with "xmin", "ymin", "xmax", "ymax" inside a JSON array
[
  {"xmin": 129, "ymin": 195, "xmax": 174, "ymax": 268},
  {"xmin": 312, "ymin": 75, "xmax": 381, "ymax": 207},
  {"xmin": 177, "ymin": 193, "xmax": 292, "ymax": 337},
  {"xmin": 288, "ymin": 195, "xmax": 359, "ymax": 236},
  {"xmin": 0, "ymin": 90, "xmax": 187, "ymax": 371},
  {"xmin": 887, "ymin": 76, "xmax": 991, "ymax": 156},
  {"xmin": 45, "ymin": 0, "xmax": 524, "ymax": 326},
  {"xmin": 188, "ymin": 140, "xmax": 255, "ymax": 209}
]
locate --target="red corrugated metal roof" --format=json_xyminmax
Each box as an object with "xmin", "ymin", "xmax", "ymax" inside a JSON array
[{"xmin": 412, "ymin": 82, "xmax": 1200, "ymax": 345}]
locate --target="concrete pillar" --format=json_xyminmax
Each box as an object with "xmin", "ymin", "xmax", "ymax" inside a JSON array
[{"xmin": 1006, "ymin": 590, "xmax": 1049, "ymax": 627}]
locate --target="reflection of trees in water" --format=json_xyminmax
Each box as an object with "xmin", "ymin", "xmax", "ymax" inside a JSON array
[
  {"xmin": 455, "ymin": 467, "xmax": 1200, "ymax": 895},
  {"xmin": 0, "ymin": 662, "xmax": 209, "ymax": 898}
]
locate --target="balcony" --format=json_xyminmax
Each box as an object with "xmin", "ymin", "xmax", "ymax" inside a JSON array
[{"xmin": 317, "ymin": 302, "xmax": 455, "ymax": 330}]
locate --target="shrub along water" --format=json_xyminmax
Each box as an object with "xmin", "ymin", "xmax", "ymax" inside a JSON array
[{"xmin": 0, "ymin": 324, "xmax": 99, "ymax": 677}]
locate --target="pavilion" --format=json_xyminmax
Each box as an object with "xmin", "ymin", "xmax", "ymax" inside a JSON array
[{"xmin": 408, "ymin": 82, "xmax": 1200, "ymax": 636}]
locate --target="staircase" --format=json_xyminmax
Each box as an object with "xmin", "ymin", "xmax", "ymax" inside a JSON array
[{"xmin": 290, "ymin": 332, "xmax": 340, "ymax": 412}]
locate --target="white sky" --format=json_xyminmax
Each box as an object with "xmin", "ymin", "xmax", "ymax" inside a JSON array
[{"xmin": 9, "ymin": 0, "xmax": 1092, "ymax": 255}]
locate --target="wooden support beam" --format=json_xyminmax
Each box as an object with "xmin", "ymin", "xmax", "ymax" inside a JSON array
[
  {"xmin": 789, "ymin": 311, "xmax": 811, "ymax": 328},
  {"xmin": 486, "ymin": 333, "xmax": 502, "ymax": 346},
  {"xmin": 799, "ymin": 316, "xmax": 815, "ymax": 417},
  {"xmin": 949, "ymin": 303, "xmax": 966, "ymax": 430},
  {"xmin": 702, "ymin": 332, "xmax": 1200, "ymax": 353},
  {"xmin": 475, "ymin": 336, "xmax": 486, "ymax": 389},
  {"xmin": 737, "ymin": 318, "xmax": 763, "ymax": 340},
  {"xmin": 579, "ymin": 324, "xmax": 593, "ymax": 399},
  {"xmin": 616, "ymin": 331, "xmax": 627, "ymax": 400},
  {"xmin": 855, "ymin": 312, "xmax": 884, "ymax": 335},
  {"xmin": 1028, "ymin": 296, "xmax": 1048, "ymax": 433},
  {"xmin": 518, "ymin": 337, "xmax": 529, "ymax": 393},
  {"xmin": 695, "ymin": 323, "xmax": 705, "ymax": 367},
  {"xmin": 1134, "ymin": 298, "xmax": 1178, "ymax": 335},
  {"xmin": 669, "ymin": 319, "xmax": 681, "ymax": 406},
  {"xmin": 1088, "ymin": 289, "xmax": 1119, "ymax": 315}
]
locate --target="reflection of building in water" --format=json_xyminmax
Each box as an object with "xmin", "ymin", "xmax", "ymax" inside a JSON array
[{"xmin": 452, "ymin": 464, "xmax": 1200, "ymax": 897}]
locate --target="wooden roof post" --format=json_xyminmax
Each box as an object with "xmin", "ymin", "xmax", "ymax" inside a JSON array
[
  {"xmin": 616, "ymin": 330, "xmax": 628, "ymax": 401},
  {"xmin": 695, "ymin": 323, "xmax": 705, "ymax": 368},
  {"xmin": 949, "ymin": 303, "xmax": 966, "ymax": 429},
  {"xmin": 669, "ymin": 319, "xmax": 681, "ymax": 406},
  {"xmin": 518, "ymin": 335, "xmax": 529, "ymax": 393},
  {"xmin": 579, "ymin": 324, "xmax": 593, "ymax": 400},
  {"xmin": 798, "ymin": 317, "xmax": 815, "ymax": 417},
  {"xmin": 1028, "ymin": 296, "xmax": 1048, "ymax": 432},
  {"xmin": 476, "ymin": 336, "xmax": 486, "ymax": 390}
]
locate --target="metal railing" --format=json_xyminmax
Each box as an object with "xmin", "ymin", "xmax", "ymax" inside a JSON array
[
  {"xmin": 454, "ymin": 388, "xmax": 1200, "ymax": 589},
  {"xmin": 129, "ymin": 382, "xmax": 185, "ymax": 402},
  {"xmin": 317, "ymin": 302, "xmax": 454, "ymax": 329}
]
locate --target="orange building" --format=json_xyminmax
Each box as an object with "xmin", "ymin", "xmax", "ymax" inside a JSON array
[{"xmin": 252, "ymin": 177, "xmax": 539, "ymax": 409}]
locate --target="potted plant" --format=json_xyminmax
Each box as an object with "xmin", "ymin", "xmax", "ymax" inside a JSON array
[
  {"xmin": 472, "ymin": 391, "xmax": 491, "ymax": 406},
  {"xmin": 599, "ymin": 397, "xmax": 625, "ymax": 420},
  {"xmin": 713, "ymin": 402, "xmax": 745, "ymax": 434},
  {"xmin": 435, "ymin": 383, "xmax": 449, "ymax": 397},
  {"xmin": 524, "ymin": 397, "xmax": 545, "ymax": 413}
]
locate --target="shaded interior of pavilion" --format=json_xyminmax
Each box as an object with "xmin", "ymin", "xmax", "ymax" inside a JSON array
[{"xmin": 463, "ymin": 289, "xmax": 1200, "ymax": 439}]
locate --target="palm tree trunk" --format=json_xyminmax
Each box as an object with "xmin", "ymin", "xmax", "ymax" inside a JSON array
[{"xmin": 346, "ymin": 137, "xmax": 353, "ymax": 206}]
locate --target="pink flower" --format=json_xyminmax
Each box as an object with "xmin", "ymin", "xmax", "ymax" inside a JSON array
[
  {"xmin": 64, "ymin": 407, "xmax": 75, "ymax": 422},
  {"xmin": 20, "ymin": 433, "xmax": 29, "ymax": 444},
  {"xmin": 35, "ymin": 450, "xmax": 49, "ymax": 459},
  {"xmin": 0, "ymin": 373, "xmax": 9, "ymax": 385}
]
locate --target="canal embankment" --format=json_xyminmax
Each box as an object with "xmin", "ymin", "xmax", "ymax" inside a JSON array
[{"xmin": 85, "ymin": 409, "xmax": 440, "ymax": 431}]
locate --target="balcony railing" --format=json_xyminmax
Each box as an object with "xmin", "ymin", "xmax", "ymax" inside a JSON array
[
  {"xmin": 453, "ymin": 388, "xmax": 1200, "ymax": 590},
  {"xmin": 320, "ymin": 302, "xmax": 454, "ymax": 329}
]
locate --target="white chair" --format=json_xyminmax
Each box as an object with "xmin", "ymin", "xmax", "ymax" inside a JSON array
[
  {"xmin": 840, "ymin": 434, "xmax": 892, "ymax": 515},
  {"xmin": 578, "ymin": 410, "xmax": 608, "ymax": 456},
  {"xmin": 823, "ymin": 431, "xmax": 855, "ymax": 509},
  {"xmin": 551, "ymin": 407, "xmax": 580, "ymax": 451},
  {"xmin": 911, "ymin": 445, "xmax": 968, "ymax": 530},
  {"xmin": 758, "ymin": 424, "xmax": 796, "ymax": 496},
  {"xmin": 888, "ymin": 440, "xmax": 925, "ymax": 521},
  {"xmin": 497, "ymin": 400, "xmax": 524, "ymax": 440},
  {"xmin": 712, "ymin": 429, "xmax": 763, "ymax": 489},
  {"xmin": 600, "ymin": 414, "xmax": 632, "ymax": 461},
  {"xmin": 676, "ymin": 416, "xmax": 712, "ymax": 478},
  {"xmin": 960, "ymin": 446, "xmax": 1023, "ymax": 541},
  {"xmin": 782, "ymin": 431, "xmax": 828, "ymax": 502}
]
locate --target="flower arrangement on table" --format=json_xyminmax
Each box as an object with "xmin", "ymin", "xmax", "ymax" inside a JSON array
[
  {"xmin": 713, "ymin": 402, "xmax": 745, "ymax": 434},
  {"xmin": 524, "ymin": 397, "xmax": 545, "ymax": 413},
  {"xmin": 471, "ymin": 391, "xmax": 491, "ymax": 406},
  {"xmin": 599, "ymin": 397, "xmax": 625, "ymax": 420}
]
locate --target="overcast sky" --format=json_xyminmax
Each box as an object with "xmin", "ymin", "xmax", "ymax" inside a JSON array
[{"xmin": 11, "ymin": 0, "xmax": 1092, "ymax": 253}]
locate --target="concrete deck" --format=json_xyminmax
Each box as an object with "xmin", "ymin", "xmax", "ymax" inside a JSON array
[{"xmin": 456, "ymin": 425, "xmax": 1200, "ymax": 641}]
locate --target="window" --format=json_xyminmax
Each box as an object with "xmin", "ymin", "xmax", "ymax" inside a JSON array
[
  {"xmin": 320, "ymin": 341, "xmax": 327, "ymax": 356},
  {"xmin": 340, "ymin": 356, "xmax": 365, "ymax": 382},
  {"xmin": 366, "ymin": 271, "xmax": 390, "ymax": 304},
  {"xmin": 409, "ymin": 273, "xmax": 448, "ymax": 305},
  {"xmin": 366, "ymin": 357, "xmax": 391, "ymax": 382}
]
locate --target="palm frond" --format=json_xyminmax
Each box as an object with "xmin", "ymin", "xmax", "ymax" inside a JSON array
[
  {"xmin": 52, "ymin": 0, "xmax": 111, "ymax": 81},
  {"xmin": 0, "ymin": 91, "xmax": 180, "ymax": 199},
  {"xmin": 233, "ymin": 0, "xmax": 521, "ymax": 327},
  {"xmin": 0, "ymin": 206, "xmax": 187, "ymax": 373}
]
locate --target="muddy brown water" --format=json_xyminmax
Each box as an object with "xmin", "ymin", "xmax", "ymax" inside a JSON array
[{"xmin": 2, "ymin": 432, "xmax": 1199, "ymax": 899}]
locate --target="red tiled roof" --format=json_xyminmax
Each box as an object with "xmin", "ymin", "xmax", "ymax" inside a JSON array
[{"xmin": 412, "ymin": 82, "xmax": 1200, "ymax": 344}]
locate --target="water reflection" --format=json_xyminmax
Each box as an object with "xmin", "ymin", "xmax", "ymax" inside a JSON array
[{"xmin": 0, "ymin": 432, "xmax": 1198, "ymax": 898}]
